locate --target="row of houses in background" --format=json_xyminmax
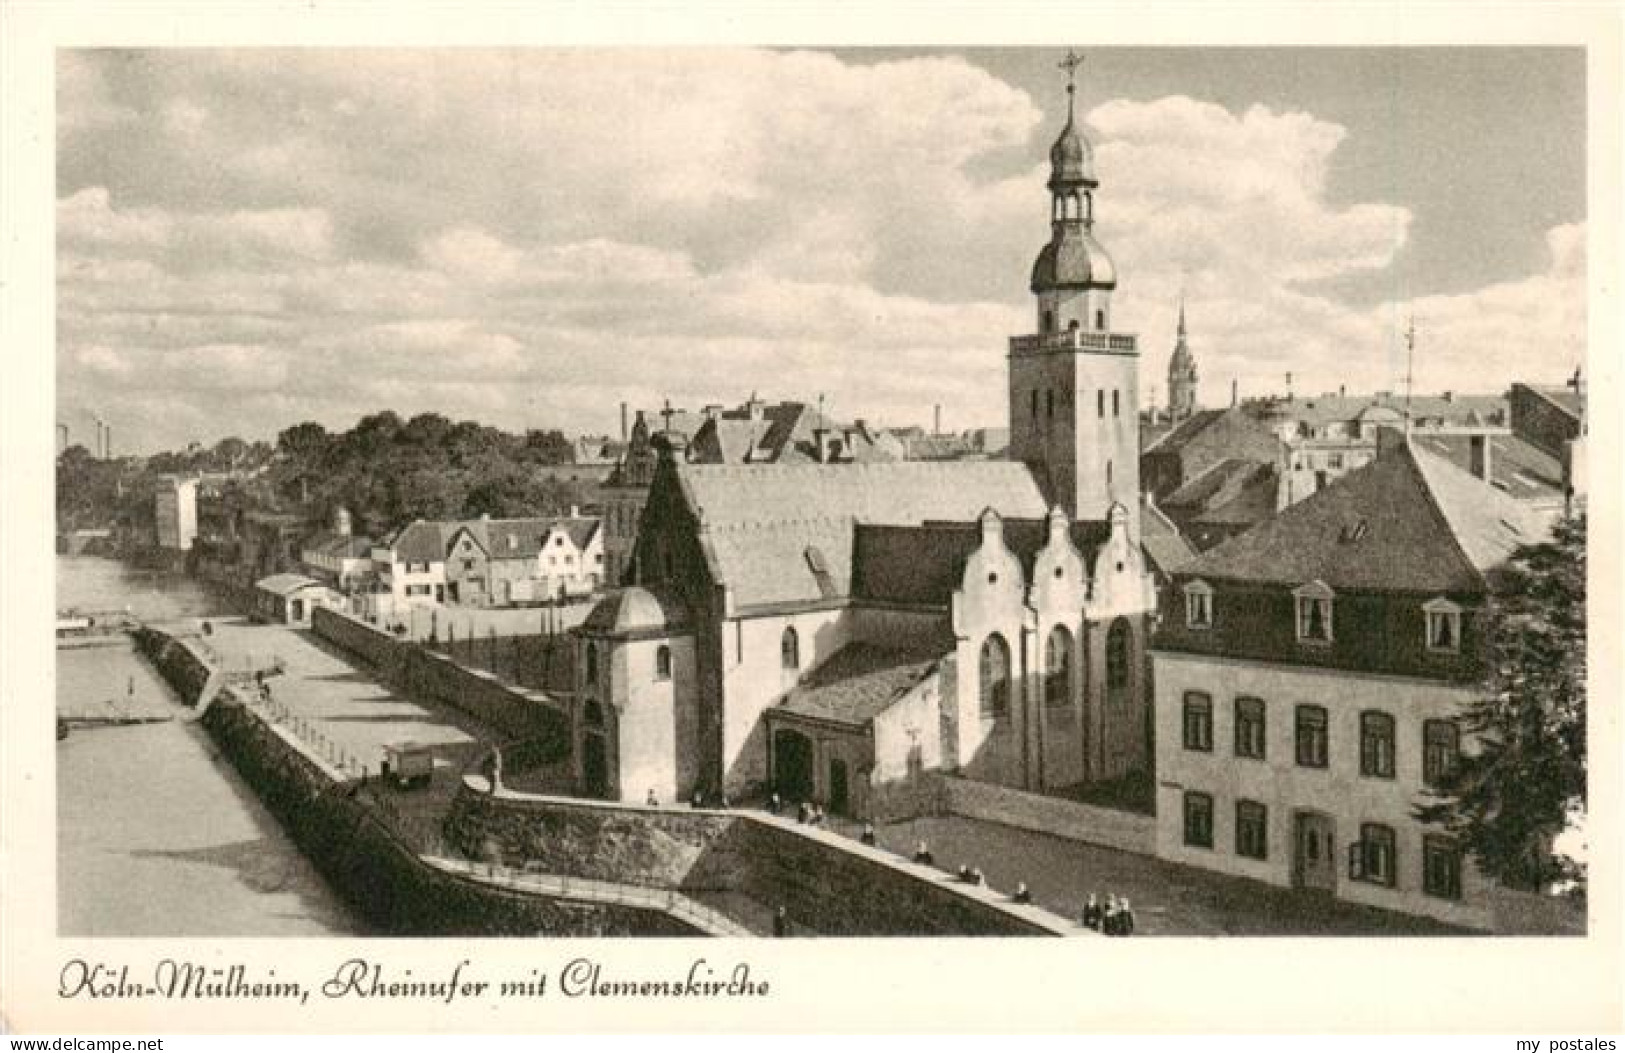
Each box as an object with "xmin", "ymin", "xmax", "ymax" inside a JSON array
[{"xmin": 1140, "ymin": 381, "xmax": 1585, "ymax": 553}]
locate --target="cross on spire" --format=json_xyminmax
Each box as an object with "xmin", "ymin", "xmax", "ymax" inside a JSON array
[
  {"xmin": 1059, "ymin": 49, "xmax": 1084, "ymax": 117},
  {"xmin": 660, "ymin": 398, "xmax": 675, "ymax": 431}
]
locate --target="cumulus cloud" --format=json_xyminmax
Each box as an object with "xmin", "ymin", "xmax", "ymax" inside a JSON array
[{"xmin": 55, "ymin": 50, "xmax": 1584, "ymax": 452}]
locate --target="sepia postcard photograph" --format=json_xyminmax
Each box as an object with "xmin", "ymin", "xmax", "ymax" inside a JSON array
[{"xmin": 2, "ymin": 0, "xmax": 1621, "ymax": 1037}]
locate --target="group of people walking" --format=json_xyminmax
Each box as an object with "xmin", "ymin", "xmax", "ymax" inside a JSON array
[{"xmin": 1080, "ymin": 892, "xmax": 1137, "ymax": 936}]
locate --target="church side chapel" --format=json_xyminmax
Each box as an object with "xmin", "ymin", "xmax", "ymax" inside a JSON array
[{"xmin": 571, "ymin": 56, "xmax": 1161, "ymax": 818}]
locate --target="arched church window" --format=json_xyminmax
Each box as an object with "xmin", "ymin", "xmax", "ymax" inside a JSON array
[
  {"xmin": 1031, "ymin": 390, "xmax": 1039, "ymax": 420},
  {"xmin": 1113, "ymin": 390, "xmax": 1121, "ymax": 418},
  {"xmin": 781, "ymin": 626, "xmax": 800, "ymax": 671},
  {"xmin": 585, "ymin": 642, "xmax": 598, "ymax": 685},
  {"xmin": 1097, "ymin": 390, "xmax": 1105, "ymax": 419},
  {"xmin": 1045, "ymin": 625, "xmax": 1072, "ymax": 707},
  {"xmin": 979, "ymin": 633, "xmax": 1011, "ymax": 721},
  {"xmin": 1046, "ymin": 390, "xmax": 1054, "ymax": 420},
  {"xmin": 1106, "ymin": 618, "xmax": 1132, "ymax": 693},
  {"xmin": 584, "ymin": 699, "xmax": 604, "ymax": 727},
  {"xmin": 1095, "ymin": 309, "xmax": 1106, "ymax": 330},
  {"xmin": 655, "ymin": 645, "xmax": 672, "ymax": 681},
  {"xmin": 1042, "ymin": 310, "xmax": 1055, "ymax": 333},
  {"xmin": 1107, "ymin": 460, "xmax": 1113, "ymax": 491}
]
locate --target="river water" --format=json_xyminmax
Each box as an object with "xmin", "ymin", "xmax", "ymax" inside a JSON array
[{"xmin": 56, "ymin": 556, "xmax": 365, "ymax": 936}]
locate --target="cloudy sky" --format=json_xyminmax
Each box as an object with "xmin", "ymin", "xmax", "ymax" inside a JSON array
[{"xmin": 57, "ymin": 47, "xmax": 1586, "ymax": 454}]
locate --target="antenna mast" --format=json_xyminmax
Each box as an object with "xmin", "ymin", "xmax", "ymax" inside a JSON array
[{"xmin": 1403, "ymin": 316, "xmax": 1417, "ymax": 437}]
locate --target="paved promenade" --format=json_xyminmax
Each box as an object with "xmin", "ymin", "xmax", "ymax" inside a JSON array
[{"xmin": 872, "ymin": 814, "xmax": 1468, "ymax": 937}]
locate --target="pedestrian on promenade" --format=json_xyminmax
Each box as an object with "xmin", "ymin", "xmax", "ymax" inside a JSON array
[
  {"xmin": 797, "ymin": 801, "xmax": 811, "ymax": 824},
  {"xmin": 719, "ymin": 793, "xmax": 731, "ymax": 810},
  {"xmin": 1103, "ymin": 895, "xmax": 1123, "ymax": 936},
  {"xmin": 971, "ymin": 867, "xmax": 986, "ymax": 888},
  {"xmin": 1012, "ymin": 881, "xmax": 1032, "ymax": 905},
  {"xmin": 1117, "ymin": 898, "xmax": 1136, "ymax": 936},
  {"xmin": 913, "ymin": 841, "xmax": 935, "ymax": 867},
  {"xmin": 810, "ymin": 804, "xmax": 825, "ymax": 827},
  {"xmin": 957, "ymin": 864, "xmax": 974, "ymax": 883},
  {"xmin": 646, "ymin": 789, "xmax": 659, "ymax": 807},
  {"xmin": 1082, "ymin": 892, "xmax": 1103, "ymax": 931},
  {"xmin": 859, "ymin": 822, "xmax": 877, "ymax": 846},
  {"xmin": 768, "ymin": 793, "xmax": 783, "ymax": 815},
  {"xmin": 773, "ymin": 906, "xmax": 789, "ymax": 937},
  {"xmin": 691, "ymin": 790, "xmax": 704, "ymax": 809}
]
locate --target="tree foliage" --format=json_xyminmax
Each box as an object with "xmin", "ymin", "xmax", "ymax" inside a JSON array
[{"xmin": 1418, "ymin": 511, "xmax": 1587, "ymax": 893}]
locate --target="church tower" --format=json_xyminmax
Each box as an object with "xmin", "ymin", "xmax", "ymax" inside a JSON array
[
  {"xmin": 1008, "ymin": 52, "xmax": 1140, "ymax": 538},
  {"xmin": 1167, "ymin": 298, "xmax": 1198, "ymax": 421}
]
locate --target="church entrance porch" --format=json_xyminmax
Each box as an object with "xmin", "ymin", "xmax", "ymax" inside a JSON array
[{"xmin": 771, "ymin": 727, "xmax": 814, "ymax": 804}]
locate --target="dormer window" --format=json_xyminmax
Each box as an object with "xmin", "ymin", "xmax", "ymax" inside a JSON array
[
  {"xmin": 1184, "ymin": 579, "xmax": 1213, "ymax": 629},
  {"xmin": 1293, "ymin": 581, "xmax": 1334, "ymax": 644},
  {"xmin": 1424, "ymin": 598, "xmax": 1462, "ymax": 653}
]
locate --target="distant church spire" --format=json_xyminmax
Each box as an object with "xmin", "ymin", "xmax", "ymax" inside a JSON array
[{"xmin": 1167, "ymin": 294, "xmax": 1198, "ymax": 422}]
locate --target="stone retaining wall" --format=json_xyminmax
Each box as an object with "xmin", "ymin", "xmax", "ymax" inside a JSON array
[
  {"xmin": 445, "ymin": 785, "xmax": 1068, "ymax": 936},
  {"xmin": 135, "ymin": 624, "xmax": 698, "ymax": 936},
  {"xmin": 132, "ymin": 627, "xmax": 217, "ymax": 707},
  {"xmin": 312, "ymin": 607, "xmax": 569, "ymax": 749}
]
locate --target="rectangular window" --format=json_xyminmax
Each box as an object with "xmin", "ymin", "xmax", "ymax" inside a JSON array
[
  {"xmin": 1423, "ymin": 719, "xmax": 1461, "ymax": 787},
  {"xmin": 1423, "ymin": 835, "xmax": 1463, "ymax": 900},
  {"xmin": 1183, "ymin": 791, "xmax": 1214, "ymax": 849},
  {"xmin": 1296, "ymin": 596, "xmax": 1332, "ymax": 642},
  {"xmin": 1097, "ymin": 390, "xmax": 1105, "ymax": 418},
  {"xmin": 1295, "ymin": 704, "xmax": 1328, "ymax": 768},
  {"xmin": 1234, "ymin": 697, "xmax": 1267, "ymax": 760},
  {"xmin": 1235, "ymin": 800, "xmax": 1268, "ymax": 860},
  {"xmin": 1350, "ymin": 823, "xmax": 1397, "ymax": 888},
  {"xmin": 1185, "ymin": 587, "xmax": 1211, "ymax": 628},
  {"xmin": 1182, "ymin": 692, "xmax": 1213, "ymax": 752},
  {"xmin": 1112, "ymin": 389, "xmax": 1121, "ymax": 418},
  {"xmin": 1360, "ymin": 711, "xmax": 1396, "ymax": 779},
  {"xmin": 1329, "ymin": 452, "xmax": 1345, "ymax": 470},
  {"xmin": 1427, "ymin": 608, "xmax": 1461, "ymax": 652}
]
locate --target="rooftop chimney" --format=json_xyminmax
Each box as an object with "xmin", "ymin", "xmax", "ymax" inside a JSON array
[
  {"xmin": 620, "ymin": 402, "xmax": 629, "ymax": 442},
  {"xmin": 1469, "ymin": 434, "xmax": 1492, "ymax": 482},
  {"xmin": 933, "ymin": 404, "xmax": 942, "ymax": 437},
  {"xmin": 1338, "ymin": 384, "xmax": 1346, "ymax": 398},
  {"xmin": 1230, "ymin": 379, "xmax": 1238, "ymax": 407}
]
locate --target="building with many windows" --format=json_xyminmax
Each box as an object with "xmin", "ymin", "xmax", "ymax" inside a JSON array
[{"xmin": 1150, "ymin": 434, "xmax": 1552, "ymax": 927}]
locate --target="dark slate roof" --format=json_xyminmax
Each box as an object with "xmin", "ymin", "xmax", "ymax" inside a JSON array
[
  {"xmin": 1183, "ymin": 441, "xmax": 1550, "ymax": 594},
  {"xmin": 1142, "ymin": 409, "xmax": 1228, "ymax": 455},
  {"xmin": 852, "ymin": 516, "xmax": 1112, "ymax": 607},
  {"xmin": 1410, "ymin": 433, "xmax": 1565, "ymax": 504},
  {"xmin": 387, "ymin": 520, "xmax": 446, "ymax": 563},
  {"xmin": 1140, "ymin": 498, "xmax": 1196, "ymax": 576},
  {"xmin": 1164, "ymin": 458, "xmax": 1280, "ymax": 526},
  {"xmin": 1528, "ymin": 385, "xmax": 1583, "ymax": 419},
  {"xmin": 775, "ymin": 643, "xmax": 950, "ymax": 728},
  {"xmin": 676, "ymin": 461, "xmax": 1048, "ymax": 611},
  {"xmin": 1030, "ymin": 226, "xmax": 1116, "ymax": 291}
]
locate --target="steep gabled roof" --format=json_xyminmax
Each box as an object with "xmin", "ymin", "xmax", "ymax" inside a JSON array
[
  {"xmin": 1183, "ymin": 441, "xmax": 1548, "ymax": 594},
  {"xmin": 1164, "ymin": 458, "xmax": 1280, "ymax": 527},
  {"xmin": 387, "ymin": 520, "xmax": 446, "ymax": 564},
  {"xmin": 674, "ymin": 460, "xmax": 1047, "ymax": 610},
  {"xmin": 1142, "ymin": 408, "xmax": 1228, "ymax": 455}
]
